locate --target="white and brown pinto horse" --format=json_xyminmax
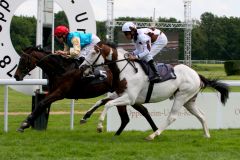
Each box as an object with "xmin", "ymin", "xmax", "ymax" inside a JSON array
[{"xmin": 83, "ymin": 42, "xmax": 229, "ymax": 141}]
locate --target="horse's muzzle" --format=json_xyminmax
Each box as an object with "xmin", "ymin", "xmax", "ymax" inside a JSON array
[{"xmin": 14, "ymin": 75, "xmax": 23, "ymax": 81}]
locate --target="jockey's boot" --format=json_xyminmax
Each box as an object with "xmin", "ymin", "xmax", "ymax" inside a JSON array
[{"xmin": 148, "ymin": 60, "xmax": 161, "ymax": 83}]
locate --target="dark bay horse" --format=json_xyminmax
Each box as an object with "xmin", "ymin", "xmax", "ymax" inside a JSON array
[{"xmin": 14, "ymin": 46, "xmax": 158, "ymax": 134}]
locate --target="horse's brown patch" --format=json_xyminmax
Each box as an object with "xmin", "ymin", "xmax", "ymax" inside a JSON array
[
  {"xmin": 112, "ymin": 48, "xmax": 118, "ymax": 61},
  {"xmin": 115, "ymin": 78, "xmax": 127, "ymax": 95},
  {"xmin": 100, "ymin": 43, "xmax": 126, "ymax": 95}
]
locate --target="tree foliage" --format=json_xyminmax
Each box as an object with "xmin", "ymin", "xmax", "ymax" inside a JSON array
[
  {"xmin": 10, "ymin": 12, "xmax": 240, "ymax": 60},
  {"xmin": 10, "ymin": 16, "xmax": 37, "ymax": 54},
  {"xmin": 192, "ymin": 12, "xmax": 240, "ymax": 60}
]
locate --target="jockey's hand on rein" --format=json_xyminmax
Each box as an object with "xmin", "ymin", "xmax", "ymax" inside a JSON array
[
  {"xmin": 128, "ymin": 54, "xmax": 138, "ymax": 61},
  {"xmin": 54, "ymin": 50, "xmax": 66, "ymax": 55}
]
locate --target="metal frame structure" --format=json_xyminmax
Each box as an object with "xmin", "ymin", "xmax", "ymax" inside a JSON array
[
  {"xmin": 106, "ymin": 0, "xmax": 193, "ymax": 66},
  {"xmin": 106, "ymin": 0, "xmax": 115, "ymax": 41}
]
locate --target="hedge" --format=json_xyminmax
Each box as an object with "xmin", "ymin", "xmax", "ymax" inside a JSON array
[{"xmin": 224, "ymin": 60, "xmax": 240, "ymax": 75}]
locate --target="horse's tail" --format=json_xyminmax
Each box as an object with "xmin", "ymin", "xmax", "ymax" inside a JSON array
[{"xmin": 199, "ymin": 74, "xmax": 229, "ymax": 105}]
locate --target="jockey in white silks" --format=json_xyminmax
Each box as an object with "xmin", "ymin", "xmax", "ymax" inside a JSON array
[
  {"xmin": 122, "ymin": 22, "xmax": 168, "ymax": 83},
  {"xmin": 149, "ymin": 27, "xmax": 168, "ymax": 57},
  {"xmin": 54, "ymin": 25, "xmax": 100, "ymax": 64}
]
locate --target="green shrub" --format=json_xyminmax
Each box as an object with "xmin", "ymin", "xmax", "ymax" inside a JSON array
[{"xmin": 224, "ymin": 60, "xmax": 240, "ymax": 75}]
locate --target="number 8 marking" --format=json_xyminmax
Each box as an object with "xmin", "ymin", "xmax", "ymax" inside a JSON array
[{"xmin": 0, "ymin": 56, "xmax": 11, "ymax": 68}]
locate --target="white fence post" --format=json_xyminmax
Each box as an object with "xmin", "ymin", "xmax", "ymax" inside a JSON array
[
  {"xmin": 4, "ymin": 85, "xmax": 8, "ymax": 132},
  {"xmin": 70, "ymin": 99, "xmax": 75, "ymax": 130}
]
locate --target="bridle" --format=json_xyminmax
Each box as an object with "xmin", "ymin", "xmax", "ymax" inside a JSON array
[
  {"xmin": 19, "ymin": 52, "xmax": 38, "ymax": 74},
  {"xmin": 81, "ymin": 45, "xmax": 103, "ymax": 71},
  {"xmin": 19, "ymin": 50, "xmax": 53, "ymax": 74}
]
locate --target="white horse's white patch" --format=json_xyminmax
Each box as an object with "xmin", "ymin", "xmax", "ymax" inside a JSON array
[{"xmin": 106, "ymin": 48, "xmax": 113, "ymax": 61}]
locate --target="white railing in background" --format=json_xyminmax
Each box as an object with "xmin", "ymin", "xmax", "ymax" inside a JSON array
[
  {"xmin": 178, "ymin": 60, "xmax": 225, "ymax": 64},
  {"xmin": 0, "ymin": 79, "xmax": 75, "ymax": 132},
  {"xmin": 107, "ymin": 80, "xmax": 240, "ymax": 132}
]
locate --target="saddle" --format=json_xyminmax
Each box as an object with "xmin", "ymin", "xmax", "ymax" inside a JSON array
[
  {"xmin": 137, "ymin": 61, "xmax": 177, "ymax": 103},
  {"xmin": 138, "ymin": 61, "xmax": 176, "ymax": 83}
]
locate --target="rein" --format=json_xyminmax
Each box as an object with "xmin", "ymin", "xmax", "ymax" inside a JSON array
[
  {"xmin": 91, "ymin": 45, "xmax": 138, "ymax": 73},
  {"xmin": 36, "ymin": 54, "xmax": 55, "ymax": 65},
  {"xmin": 21, "ymin": 51, "xmax": 58, "ymax": 74},
  {"xmin": 21, "ymin": 51, "xmax": 50, "ymax": 65},
  {"xmin": 92, "ymin": 56, "xmax": 138, "ymax": 73},
  {"xmin": 20, "ymin": 52, "xmax": 39, "ymax": 74}
]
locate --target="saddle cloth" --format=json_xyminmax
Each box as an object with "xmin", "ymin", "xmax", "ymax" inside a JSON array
[
  {"xmin": 139, "ymin": 61, "xmax": 177, "ymax": 83},
  {"xmin": 82, "ymin": 66, "xmax": 110, "ymax": 85}
]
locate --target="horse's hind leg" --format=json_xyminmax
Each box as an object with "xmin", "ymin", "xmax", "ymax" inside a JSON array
[
  {"xmin": 184, "ymin": 94, "xmax": 210, "ymax": 138},
  {"xmin": 146, "ymin": 93, "xmax": 192, "ymax": 141},
  {"xmin": 80, "ymin": 97, "xmax": 112, "ymax": 124},
  {"xmin": 17, "ymin": 92, "xmax": 64, "ymax": 132}
]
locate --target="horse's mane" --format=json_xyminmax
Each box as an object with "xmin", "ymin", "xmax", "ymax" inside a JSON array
[
  {"xmin": 99, "ymin": 41, "xmax": 118, "ymax": 49},
  {"xmin": 99, "ymin": 41, "xmax": 128, "ymax": 55},
  {"xmin": 22, "ymin": 45, "xmax": 52, "ymax": 55}
]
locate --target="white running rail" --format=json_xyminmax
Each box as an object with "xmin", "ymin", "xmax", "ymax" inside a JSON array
[{"xmin": 0, "ymin": 79, "xmax": 75, "ymax": 132}]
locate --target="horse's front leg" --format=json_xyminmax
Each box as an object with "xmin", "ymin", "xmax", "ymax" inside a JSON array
[
  {"xmin": 132, "ymin": 104, "xmax": 158, "ymax": 132},
  {"xmin": 17, "ymin": 92, "xmax": 64, "ymax": 132},
  {"xmin": 114, "ymin": 105, "xmax": 129, "ymax": 135},
  {"xmin": 97, "ymin": 94, "xmax": 132, "ymax": 133},
  {"xmin": 114, "ymin": 104, "xmax": 158, "ymax": 136}
]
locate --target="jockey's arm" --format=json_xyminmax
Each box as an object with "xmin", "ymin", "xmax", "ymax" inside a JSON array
[
  {"xmin": 134, "ymin": 34, "xmax": 151, "ymax": 59},
  {"xmin": 69, "ymin": 37, "xmax": 81, "ymax": 58},
  {"xmin": 55, "ymin": 44, "xmax": 70, "ymax": 57}
]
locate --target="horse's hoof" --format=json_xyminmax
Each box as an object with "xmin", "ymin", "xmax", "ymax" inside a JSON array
[
  {"xmin": 22, "ymin": 122, "xmax": 30, "ymax": 128},
  {"xmin": 97, "ymin": 127, "xmax": 103, "ymax": 133},
  {"xmin": 17, "ymin": 121, "xmax": 30, "ymax": 133},
  {"xmin": 204, "ymin": 134, "xmax": 211, "ymax": 138},
  {"xmin": 145, "ymin": 136, "xmax": 154, "ymax": 141},
  {"xmin": 80, "ymin": 119, "xmax": 87, "ymax": 125},
  {"xmin": 16, "ymin": 128, "xmax": 24, "ymax": 133}
]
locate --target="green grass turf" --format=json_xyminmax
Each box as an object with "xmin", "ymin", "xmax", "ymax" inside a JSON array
[
  {"xmin": 0, "ymin": 114, "xmax": 240, "ymax": 160},
  {"xmin": 0, "ymin": 63, "xmax": 240, "ymax": 159}
]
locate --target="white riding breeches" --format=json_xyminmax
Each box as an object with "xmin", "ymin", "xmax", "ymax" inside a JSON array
[{"xmin": 150, "ymin": 32, "xmax": 168, "ymax": 57}]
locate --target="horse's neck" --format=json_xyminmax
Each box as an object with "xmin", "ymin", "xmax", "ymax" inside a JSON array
[
  {"xmin": 114, "ymin": 50, "xmax": 145, "ymax": 78},
  {"xmin": 37, "ymin": 54, "xmax": 76, "ymax": 77},
  {"xmin": 36, "ymin": 54, "xmax": 65, "ymax": 75},
  {"xmin": 32, "ymin": 51, "xmax": 48, "ymax": 60}
]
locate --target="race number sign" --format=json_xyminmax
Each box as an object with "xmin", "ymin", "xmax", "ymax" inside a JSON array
[{"xmin": 0, "ymin": 0, "xmax": 96, "ymax": 95}]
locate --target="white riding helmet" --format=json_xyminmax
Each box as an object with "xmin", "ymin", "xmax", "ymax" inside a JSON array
[{"xmin": 122, "ymin": 22, "xmax": 136, "ymax": 32}]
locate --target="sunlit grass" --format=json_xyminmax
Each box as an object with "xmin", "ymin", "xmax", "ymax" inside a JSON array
[{"xmin": 0, "ymin": 115, "xmax": 240, "ymax": 160}]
